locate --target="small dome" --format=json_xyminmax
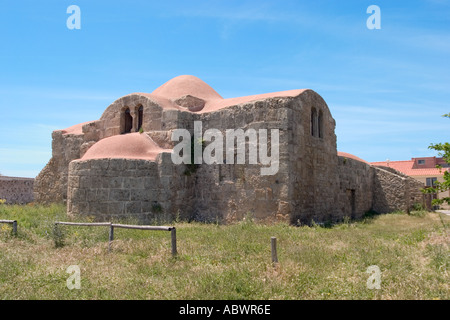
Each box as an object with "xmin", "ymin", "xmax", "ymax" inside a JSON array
[
  {"xmin": 152, "ymin": 75, "xmax": 223, "ymax": 101},
  {"xmin": 81, "ymin": 133, "xmax": 168, "ymax": 161}
]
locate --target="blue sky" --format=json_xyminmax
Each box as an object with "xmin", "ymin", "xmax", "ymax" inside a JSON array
[{"xmin": 0, "ymin": 0, "xmax": 449, "ymax": 178}]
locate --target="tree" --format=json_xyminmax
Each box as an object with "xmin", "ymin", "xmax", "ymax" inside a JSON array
[{"xmin": 422, "ymin": 113, "xmax": 450, "ymax": 205}]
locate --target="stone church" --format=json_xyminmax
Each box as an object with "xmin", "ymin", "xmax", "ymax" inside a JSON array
[{"xmin": 34, "ymin": 75, "xmax": 424, "ymax": 224}]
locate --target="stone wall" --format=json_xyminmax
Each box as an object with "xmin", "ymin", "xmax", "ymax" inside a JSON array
[
  {"xmin": 288, "ymin": 91, "xmax": 341, "ymax": 224},
  {"xmin": 372, "ymin": 166, "xmax": 424, "ymax": 213},
  {"xmin": 188, "ymin": 99, "xmax": 290, "ymax": 223},
  {"xmin": 0, "ymin": 176, "xmax": 34, "ymax": 204},
  {"xmin": 67, "ymin": 154, "xmax": 194, "ymax": 223},
  {"xmin": 337, "ymin": 156, "xmax": 374, "ymax": 220},
  {"xmin": 34, "ymin": 131, "xmax": 84, "ymax": 204},
  {"xmin": 82, "ymin": 94, "xmax": 166, "ymax": 143},
  {"xmin": 378, "ymin": 165, "xmax": 425, "ymax": 210},
  {"xmin": 66, "ymin": 97, "xmax": 293, "ymax": 223}
]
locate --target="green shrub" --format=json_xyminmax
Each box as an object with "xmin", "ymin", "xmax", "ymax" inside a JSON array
[
  {"xmin": 412, "ymin": 202, "xmax": 425, "ymax": 211},
  {"xmin": 51, "ymin": 223, "xmax": 66, "ymax": 248}
]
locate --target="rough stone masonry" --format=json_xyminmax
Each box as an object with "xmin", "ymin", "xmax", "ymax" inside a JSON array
[
  {"xmin": 0, "ymin": 176, "xmax": 34, "ymax": 204},
  {"xmin": 34, "ymin": 75, "xmax": 425, "ymax": 224}
]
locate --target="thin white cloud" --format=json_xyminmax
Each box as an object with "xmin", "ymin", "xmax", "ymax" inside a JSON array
[
  {"xmin": 332, "ymin": 103, "xmax": 441, "ymax": 118},
  {"xmin": 0, "ymin": 86, "xmax": 116, "ymax": 102},
  {"xmin": 399, "ymin": 33, "xmax": 450, "ymax": 54},
  {"xmin": 336, "ymin": 120, "xmax": 449, "ymax": 140},
  {"xmin": 425, "ymin": 0, "xmax": 450, "ymax": 5},
  {"xmin": 165, "ymin": 1, "xmax": 294, "ymax": 22}
]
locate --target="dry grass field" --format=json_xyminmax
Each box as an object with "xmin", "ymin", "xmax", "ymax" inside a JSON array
[{"xmin": 0, "ymin": 203, "xmax": 448, "ymax": 300}]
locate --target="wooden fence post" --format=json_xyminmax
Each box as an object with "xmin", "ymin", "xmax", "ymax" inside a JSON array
[
  {"xmin": 171, "ymin": 227, "xmax": 177, "ymax": 256},
  {"xmin": 12, "ymin": 220, "xmax": 17, "ymax": 236},
  {"xmin": 53, "ymin": 222, "xmax": 59, "ymax": 247},
  {"xmin": 108, "ymin": 224, "xmax": 114, "ymax": 252},
  {"xmin": 271, "ymin": 237, "xmax": 278, "ymax": 264}
]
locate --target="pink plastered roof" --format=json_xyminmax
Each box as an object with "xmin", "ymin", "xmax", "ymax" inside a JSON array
[
  {"xmin": 152, "ymin": 75, "xmax": 223, "ymax": 101},
  {"xmin": 64, "ymin": 75, "xmax": 310, "ymax": 135},
  {"xmin": 370, "ymin": 160, "xmax": 449, "ymax": 176},
  {"xmin": 61, "ymin": 75, "xmax": 313, "ymax": 161},
  {"xmin": 81, "ymin": 132, "xmax": 171, "ymax": 161},
  {"xmin": 337, "ymin": 151, "xmax": 369, "ymax": 164},
  {"xmin": 139, "ymin": 75, "xmax": 309, "ymax": 113},
  {"xmin": 61, "ymin": 121, "xmax": 95, "ymax": 135}
]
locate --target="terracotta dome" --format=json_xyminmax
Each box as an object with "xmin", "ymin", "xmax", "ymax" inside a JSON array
[
  {"xmin": 152, "ymin": 75, "xmax": 223, "ymax": 101},
  {"xmin": 81, "ymin": 133, "xmax": 169, "ymax": 161}
]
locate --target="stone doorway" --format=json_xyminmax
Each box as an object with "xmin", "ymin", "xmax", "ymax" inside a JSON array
[{"xmin": 346, "ymin": 189, "xmax": 356, "ymax": 218}]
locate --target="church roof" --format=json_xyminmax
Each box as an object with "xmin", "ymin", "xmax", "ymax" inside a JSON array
[
  {"xmin": 370, "ymin": 159, "xmax": 449, "ymax": 176},
  {"xmin": 129, "ymin": 75, "xmax": 309, "ymax": 113},
  {"xmin": 337, "ymin": 151, "xmax": 369, "ymax": 164},
  {"xmin": 81, "ymin": 132, "xmax": 170, "ymax": 161}
]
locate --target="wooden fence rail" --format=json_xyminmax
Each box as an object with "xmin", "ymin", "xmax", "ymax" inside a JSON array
[
  {"xmin": 54, "ymin": 221, "xmax": 177, "ymax": 256},
  {"xmin": 0, "ymin": 219, "xmax": 17, "ymax": 235},
  {"xmin": 55, "ymin": 222, "xmax": 112, "ymax": 227}
]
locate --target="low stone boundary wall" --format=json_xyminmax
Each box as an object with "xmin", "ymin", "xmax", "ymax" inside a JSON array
[
  {"xmin": 372, "ymin": 166, "xmax": 424, "ymax": 213},
  {"xmin": 0, "ymin": 176, "xmax": 35, "ymax": 204}
]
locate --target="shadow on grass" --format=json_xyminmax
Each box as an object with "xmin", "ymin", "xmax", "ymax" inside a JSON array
[{"xmin": 294, "ymin": 209, "xmax": 403, "ymax": 229}]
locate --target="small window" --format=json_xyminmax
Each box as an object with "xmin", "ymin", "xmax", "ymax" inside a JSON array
[
  {"xmin": 311, "ymin": 108, "xmax": 317, "ymax": 137},
  {"xmin": 418, "ymin": 159, "xmax": 425, "ymax": 165},
  {"xmin": 137, "ymin": 106, "xmax": 143, "ymax": 132},
  {"xmin": 318, "ymin": 110, "xmax": 323, "ymax": 138},
  {"xmin": 426, "ymin": 177, "xmax": 437, "ymax": 186},
  {"xmin": 121, "ymin": 108, "xmax": 133, "ymax": 134}
]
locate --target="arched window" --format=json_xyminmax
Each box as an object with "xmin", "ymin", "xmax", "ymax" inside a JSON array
[
  {"xmin": 121, "ymin": 108, "xmax": 133, "ymax": 134},
  {"xmin": 318, "ymin": 110, "xmax": 323, "ymax": 138},
  {"xmin": 137, "ymin": 105, "xmax": 143, "ymax": 132},
  {"xmin": 311, "ymin": 108, "xmax": 317, "ymax": 137}
]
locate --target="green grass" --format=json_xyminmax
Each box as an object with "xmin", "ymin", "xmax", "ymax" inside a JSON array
[{"xmin": 0, "ymin": 203, "xmax": 448, "ymax": 299}]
